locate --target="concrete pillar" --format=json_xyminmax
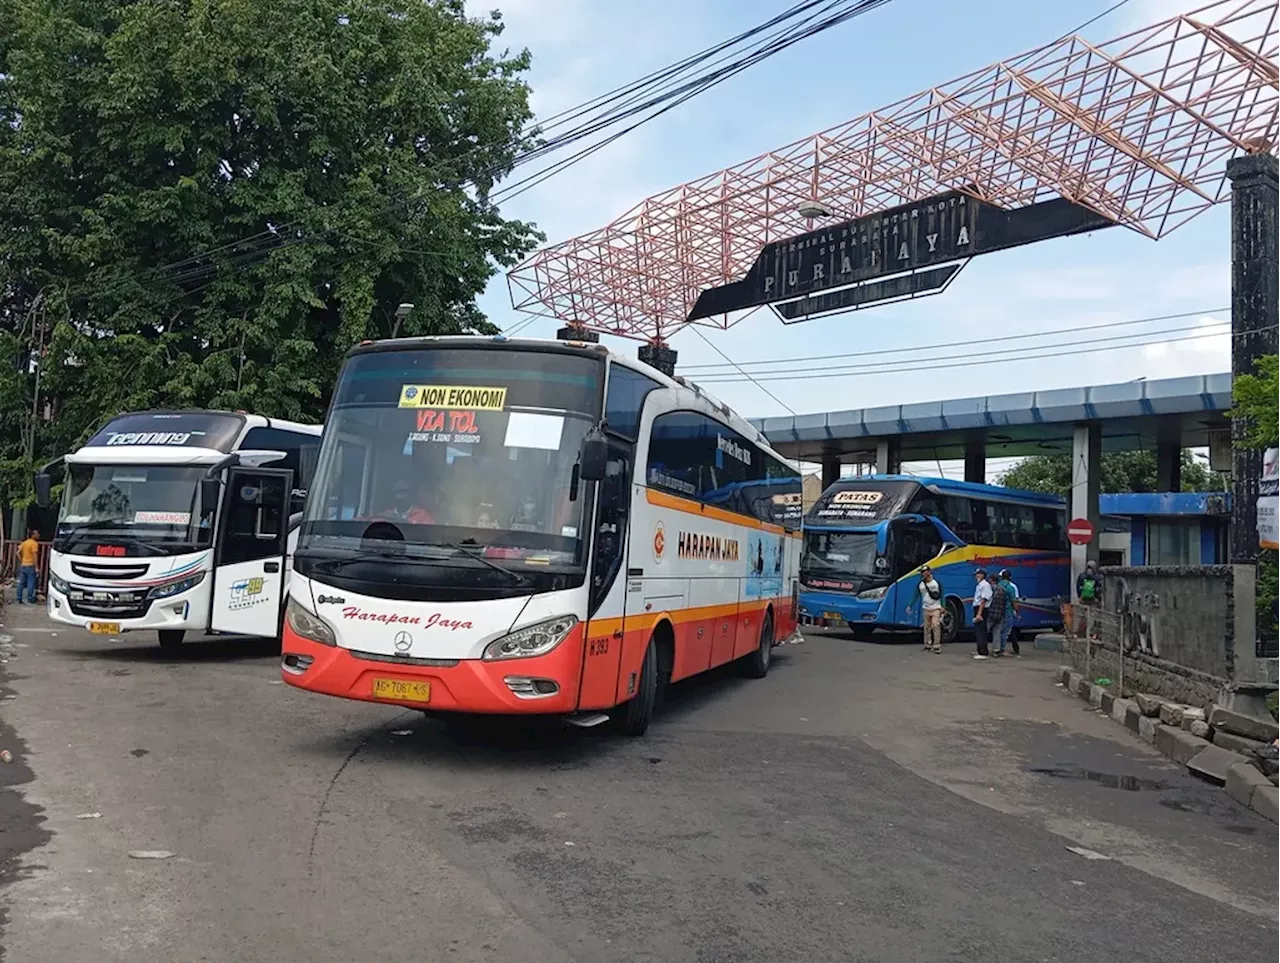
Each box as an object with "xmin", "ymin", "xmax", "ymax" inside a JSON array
[
  {"xmin": 1070, "ymin": 423, "xmax": 1102, "ymax": 591},
  {"xmin": 875, "ymin": 438, "xmax": 901, "ymax": 476},
  {"xmin": 1155, "ymin": 440, "xmax": 1181, "ymax": 492},
  {"xmin": 821, "ymin": 454, "xmax": 840, "ymax": 491},
  {"xmin": 1227, "ymin": 153, "xmax": 1278, "ymax": 681},
  {"xmin": 963, "ymin": 435, "xmax": 985, "ymax": 484}
]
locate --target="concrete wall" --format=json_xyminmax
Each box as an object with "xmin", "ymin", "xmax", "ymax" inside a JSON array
[
  {"xmin": 1068, "ymin": 565, "xmax": 1236, "ymax": 706},
  {"xmin": 1101, "ymin": 565, "xmax": 1234, "ymax": 678}
]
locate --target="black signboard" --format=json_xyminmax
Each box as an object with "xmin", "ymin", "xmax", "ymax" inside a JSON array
[
  {"xmin": 774, "ymin": 263, "xmax": 963, "ymax": 322},
  {"xmin": 687, "ymin": 192, "xmax": 1116, "ymax": 321}
]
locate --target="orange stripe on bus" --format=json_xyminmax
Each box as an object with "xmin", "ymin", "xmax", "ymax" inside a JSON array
[{"xmin": 644, "ymin": 488, "xmax": 793, "ymax": 535}]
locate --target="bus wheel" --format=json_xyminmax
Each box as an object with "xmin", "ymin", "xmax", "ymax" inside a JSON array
[
  {"xmin": 617, "ymin": 639, "xmax": 658, "ymax": 738},
  {"xmin": 158, "ymin": 629, "xmax": 185, "ymax": 650},
  {"xmin": 941, "ymin": 600, "xmax": 963, "ymax": 645},
  {"xmin": 742, "ymin": 611, "xmax": 774, "ymax": 678}
]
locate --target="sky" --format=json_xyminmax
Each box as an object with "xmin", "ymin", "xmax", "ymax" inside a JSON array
[{"xmin": 463, "ymin": 0, "xmax": 1239, "ymax": 476}]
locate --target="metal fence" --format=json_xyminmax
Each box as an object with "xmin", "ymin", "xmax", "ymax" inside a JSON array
[
  {"xmin": 1061, "ymin": 602, "xmax": 1126, "ymax": 698},
  {"xmin": 0, "ymin": 539, "xmax": 52, "ymax": 597}
]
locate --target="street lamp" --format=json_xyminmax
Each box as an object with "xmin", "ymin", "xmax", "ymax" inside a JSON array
[
  {"xmin": 796, "ymin": 200, "xmax": 839, "ymax": 220},
  {"xmin": 391, "ymin": 302, "xmax": 414, "ymax": 338}
]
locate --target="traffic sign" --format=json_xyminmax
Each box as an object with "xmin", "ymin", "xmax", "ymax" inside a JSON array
[{"xmin": 1067, "ymin": 517, "xmax": 1095, "ymax": 545}]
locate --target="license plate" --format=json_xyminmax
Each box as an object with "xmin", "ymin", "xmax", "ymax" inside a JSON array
[
  {"xmin": 823, "ymin": 611, "xmax": 843, "ymax": 621},
  {"xmin": 88, "ymin": 622, "xmax": 121, "ymax": 635},
  {"xmin": 371, "ymin": 678, "xmax": 431, "ymax": 704}
]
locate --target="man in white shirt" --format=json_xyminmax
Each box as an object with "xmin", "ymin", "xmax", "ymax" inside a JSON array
[
  {"xmin": 916, "ymin": 565, "xmax": 944, "ymax": 653},
  {"xmin": 972, "ymin": 568, "xmax": 993, "ymax": 660}
]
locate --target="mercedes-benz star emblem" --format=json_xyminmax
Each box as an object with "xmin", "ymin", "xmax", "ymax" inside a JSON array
[{"xmin": 393, "ymin": 631, "xmax": 413, "ymax": 653}]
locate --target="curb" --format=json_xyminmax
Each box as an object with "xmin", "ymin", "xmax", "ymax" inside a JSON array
[{"xmin": 1053, "ymin": 665, "xmax": 1278, "ymax": 824}]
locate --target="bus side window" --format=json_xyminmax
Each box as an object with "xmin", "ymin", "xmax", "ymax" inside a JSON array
[{"xmin": 604, "ymin": 366, "xmax": 661, "ymax": 439}]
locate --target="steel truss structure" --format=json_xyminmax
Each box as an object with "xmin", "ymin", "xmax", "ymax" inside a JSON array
[{"xmin": 507, "ymin": 0, "xmax": 1278, "ymax": 342}]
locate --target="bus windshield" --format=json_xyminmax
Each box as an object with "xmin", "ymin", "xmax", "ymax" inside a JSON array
[
  {"xmin": 57, "ymin": 464, "xmax": 210, "ymax": 551},
  {"xmin": 800, "ymin": 530, "xmax": 882, "ymax": 591},
  {"xmin": 299, "ymin": 346, "xmax": 603, "ymax": 570}
]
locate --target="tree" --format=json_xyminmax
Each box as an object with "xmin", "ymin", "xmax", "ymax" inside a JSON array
[
  {"xmin": 0, "ymin": 0, "xmax": 542, "ymax": 514},
  {"xmin": 998, "ymin": 449, "xmax": 1221, "ymax": 498},
  {"xmin": 1233, "ymin": 354, "xmax": 1278, "ymax": 645}
]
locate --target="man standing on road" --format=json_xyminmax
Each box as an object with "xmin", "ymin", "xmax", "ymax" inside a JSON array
[
  {"xmin": 986, "ymin": 572, "xmax": 1008, "ymax": 657},
  {"xmin": 916, "ymin": 565, "xmax": 944, "ymax": 653},
  {"xmin": 1076, "ymin": 560, "xmax": 1103, "ymax": 606},
  {"xmin": 972, "ymin": 568, "xmax": 993, "ymax": 660},
  {"xmin": 16, "ymin": 528, "xmax": 41, "ymax": 604},
  {"xmin": 996, "ymin": 568, "xmax": 1020, "ymax": 656}
]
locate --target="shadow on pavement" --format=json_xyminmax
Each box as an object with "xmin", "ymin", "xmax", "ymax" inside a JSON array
[
  {"xmin": 50, "ymin": 635, "xmax": 281, "ymax": 664},
  {"xmin": 289, "ymin": 651, "xmax": 799, "ymax": 769}
]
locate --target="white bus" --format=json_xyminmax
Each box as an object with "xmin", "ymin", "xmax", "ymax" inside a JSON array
[
  {"xmin": 36, "ymin": 410, "xmax": 321, "ymax": 648},
  {"xmin": 282, "ymin": 336, "xmax": 803, "ymax": 735}
]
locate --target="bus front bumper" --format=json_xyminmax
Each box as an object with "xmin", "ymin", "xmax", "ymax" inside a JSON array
[
  {"xmin": 280, "ymin": 623, "xmax": 585, "ymax": 715},
  {"xmin": 797, "ymin": 591, "xmax": 884, "ymax": 629},
  {"xmin": 45, "ymin": 585, "xmax": 207, "ymax": 633}
]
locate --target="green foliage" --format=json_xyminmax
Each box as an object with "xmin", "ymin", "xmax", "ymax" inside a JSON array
[
  {"xmin": 1231, "ymin": 354, "xmax": 1279, "ymax": 449},
  {"xmin": 0, "ymin": 0, "xmax": 542, "ymax": 508},
  {"xmin": 998, "ymin": 449, "xmax": 1221, "ymax": 498}
]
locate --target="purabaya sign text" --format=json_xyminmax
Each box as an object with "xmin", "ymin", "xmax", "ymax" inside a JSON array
[{"xmin": 686, "ymin": 191, "xmax": 1116, "ymax": 321}]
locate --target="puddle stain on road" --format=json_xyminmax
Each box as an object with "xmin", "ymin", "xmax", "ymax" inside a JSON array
[{"xmin": 1028, "ymin": 765, "xmax": 1170, "ymax": 792}]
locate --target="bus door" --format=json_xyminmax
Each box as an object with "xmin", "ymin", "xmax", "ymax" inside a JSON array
[
  {"xmin": 887, "ymin": 517, "xmax": 943, "ymax": 623},
  {"xmin": 579, "ymin": 442, "xmax": 631, "ymax": 709},
  {"xmin": 209, "ymin": 468, "xmax": 292, "ymax": 637}
]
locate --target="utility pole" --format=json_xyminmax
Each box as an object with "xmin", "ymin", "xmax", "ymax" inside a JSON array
[{"xmin": 11, "ymin": 292, "xmax": 47, "ymax": 541}]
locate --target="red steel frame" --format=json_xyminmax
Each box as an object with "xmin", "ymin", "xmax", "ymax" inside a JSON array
[{"xmin": 507, "ymin": 0, "xmax": 1278, "ymax": 342}]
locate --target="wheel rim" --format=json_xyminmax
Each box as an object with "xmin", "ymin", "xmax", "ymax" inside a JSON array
[{"xmin": 941, "ymin": 605, "xmax": 956, "ymax": 642}]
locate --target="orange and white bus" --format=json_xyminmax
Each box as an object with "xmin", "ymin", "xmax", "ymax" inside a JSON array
[{"xmin": 281, "ymin": 335, "xmax": 802, "ymax": 735}]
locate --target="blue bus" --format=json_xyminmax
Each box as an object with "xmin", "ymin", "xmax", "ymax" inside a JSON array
[{"xmin": 798, "ymin": 476, "xmax": 1068, "ymax": 643}]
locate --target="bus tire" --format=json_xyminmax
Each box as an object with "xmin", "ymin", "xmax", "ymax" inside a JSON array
[
  {"xmin": 941, "ymin": 599, "xmax": 963, "ymax": 645},
  {"xmin": 742, "ymin": 610, "xmax": 774, "ymax": 679},
  {"xmin": 158, "ymin": 629, "xmax": 185, "ymax": 650},
  {"xmin": 617, "ymin": 639, "xmax": 658, "ymax": 738}
]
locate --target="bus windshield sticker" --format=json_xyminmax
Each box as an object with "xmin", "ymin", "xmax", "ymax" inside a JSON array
[
  {"xmin": 832, "ymin": 491, "xmax": 883, "ymax": 505},
  {"xmin": 397, "ymin": 385, "xmax": 507, "ymax": 410},
  {"xmin": 503, "ymin": 412, "xmax": 564, "ymax": 451},
  {"xmin": 133, "ymin": 511, "xmax": 192, "ymax": 525},
  {"xmin": 407, "ymin": 408, "xmax": 482, "ymax": 446}
]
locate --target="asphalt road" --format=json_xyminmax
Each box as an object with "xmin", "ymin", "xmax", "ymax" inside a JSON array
[{"xmin": 0, "ymin": 609, "xmax": 1275, "ymax": 963}]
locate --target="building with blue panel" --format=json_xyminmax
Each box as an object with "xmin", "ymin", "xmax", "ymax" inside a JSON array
[{"xmin": 1099, "ymin": 492, "xmax": 1230, "ymax": 567}]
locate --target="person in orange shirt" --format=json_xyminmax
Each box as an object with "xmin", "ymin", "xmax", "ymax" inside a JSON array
[{"xmin": 16, "ymin": 528, "xmax": 40, "ymax": 604}]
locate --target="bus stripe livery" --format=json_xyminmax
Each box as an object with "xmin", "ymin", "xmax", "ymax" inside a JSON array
[
  {"xmin": 799, "ymin": 475, "xmax": 1068, "ymax": 642},
  {"xmin": 282, "ymin": 336, "xmax": 803, "ymax": 735}
]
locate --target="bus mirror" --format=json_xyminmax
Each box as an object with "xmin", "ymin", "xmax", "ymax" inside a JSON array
[
  {"xmin": 579, "ymin": 431, "xmax": 608, "ymax": 482},
  {"xmin": 33, "ymin": 473, "xmax": 52, "ymax": 509},
  {"xmin": 200, "ymin": 477, "xmax": 221, "ymax": 517}
]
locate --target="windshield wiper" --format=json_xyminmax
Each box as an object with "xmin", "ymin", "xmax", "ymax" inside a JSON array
[
  {"xmin": 301, "ymin": 545, "xmax": 529, "ymax": 586},
  {"xmin": 425, "ymin": 542, "xmax": 530, "ymax": 586}
]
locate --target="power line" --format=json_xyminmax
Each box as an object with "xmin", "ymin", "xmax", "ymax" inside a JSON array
[
  {"xmin": 687, "ymin": 326, "xmax": 797, "ymax": 414},
  {"xmin": 87, "ymin": 0, "xmax": 896, "ymax": 304},
  {"xmin": 690, "ymin": 325, "xmax": 1260, "ymax": 384},
  {"xmin": 680, "ymin": 307, "xmax": 1228, "ymax": 371}
]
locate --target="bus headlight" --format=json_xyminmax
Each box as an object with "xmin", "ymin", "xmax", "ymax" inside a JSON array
[
  {"xmin": 857, "ymin": 586, "xmax": 888, "ymax": 600},
  {"xmin": 482, "ymin": 615, "xmax": 578, "ymax": 661},
  {"xmin": 286, "ymin": 597, "xmax": 336, "ymax": 646},
  {"xmin": 147, "ymin": 572, "xmax": 206, "ymax": 600},
  {"xmin": 49, "ymin": 575, "xmax": 70, "ymax": 595}
]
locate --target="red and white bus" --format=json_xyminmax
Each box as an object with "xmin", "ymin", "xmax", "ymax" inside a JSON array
[{"xmin": 281, "ymin": 335, "xmax": 802, "ymax": 735}]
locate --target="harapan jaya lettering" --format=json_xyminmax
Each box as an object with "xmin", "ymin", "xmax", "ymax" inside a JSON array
[
  {"xmin": 677, "ymin": 532, "xmax": 741, "ymax": 561},
  {"xmin": 398, "ymin": 384, "xmax": 507, "ymax": 411},
  {"xmin": 341, "ymin": 607, "xmax": 473, "ymax": 630}
]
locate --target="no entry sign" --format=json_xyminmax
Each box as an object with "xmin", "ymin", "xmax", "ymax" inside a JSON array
[{"xmin": 1067, "ymin": 517, "xmax": 1095, "ymax": 545}]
